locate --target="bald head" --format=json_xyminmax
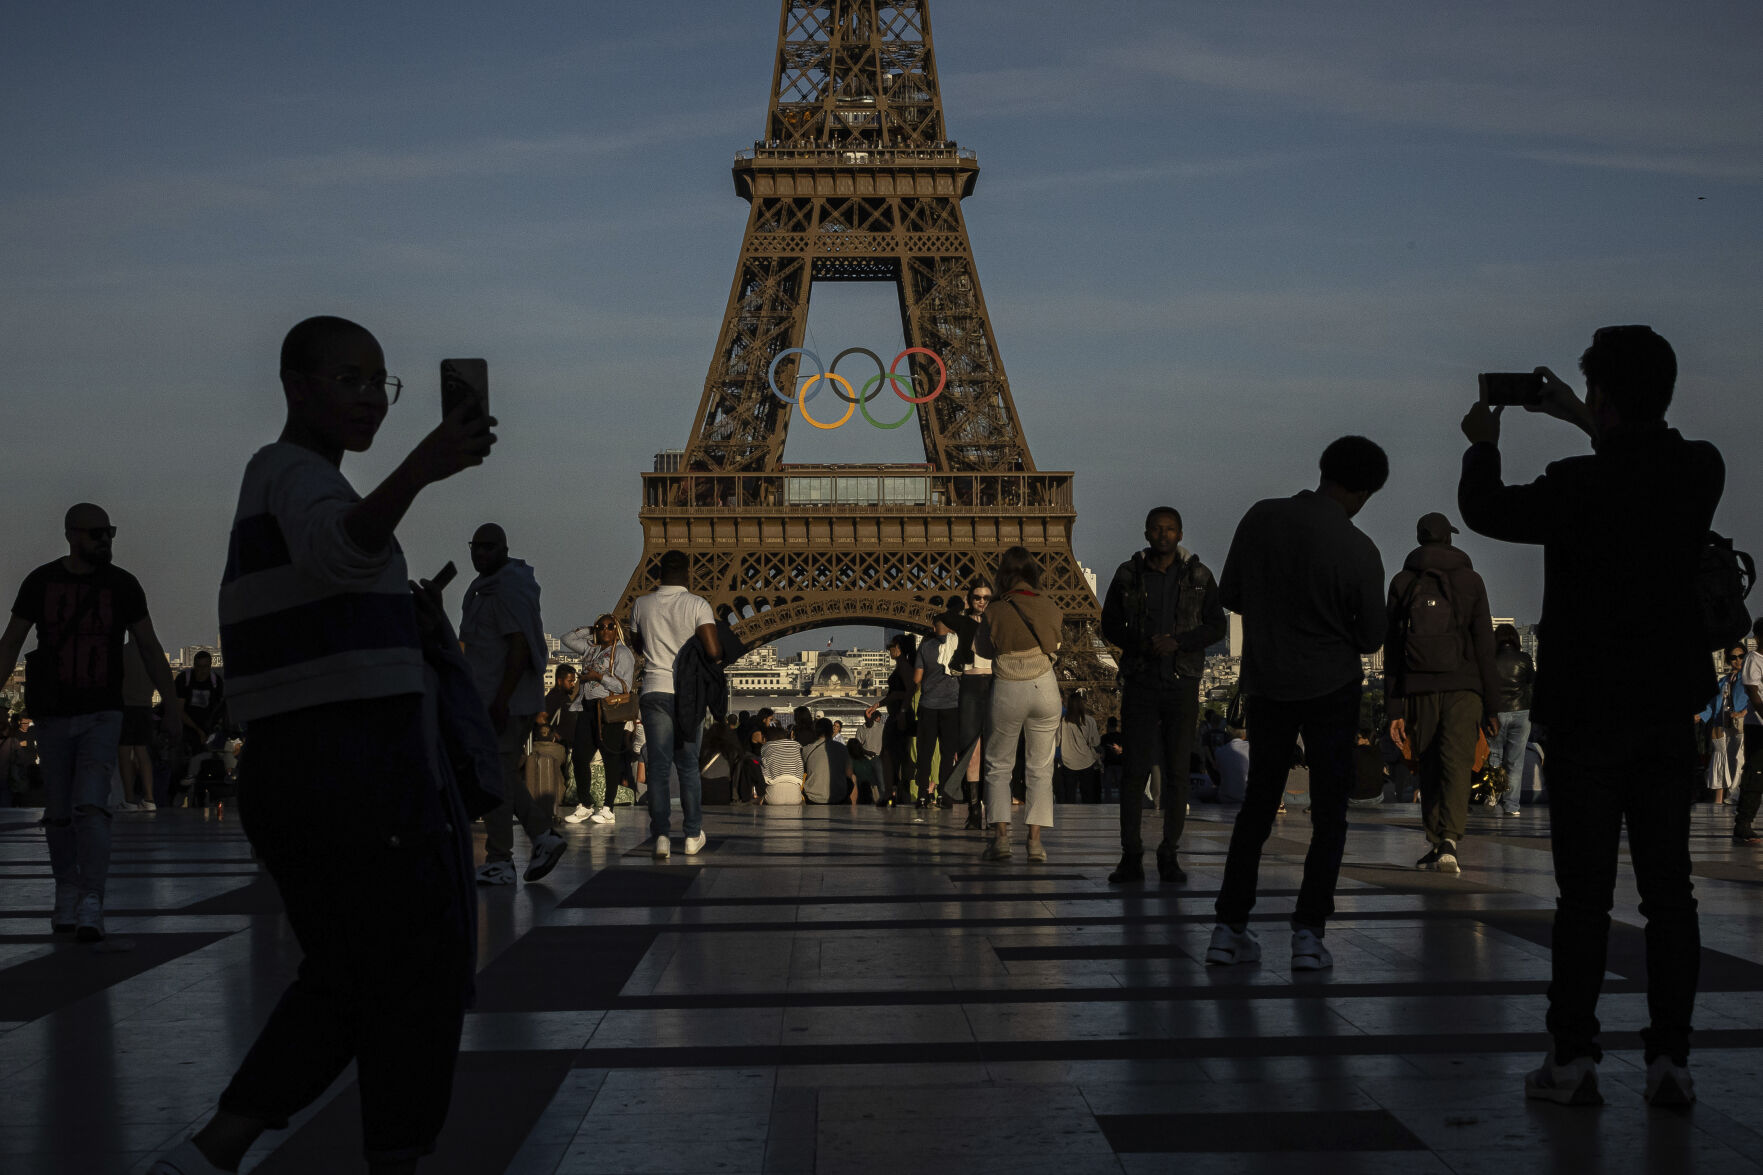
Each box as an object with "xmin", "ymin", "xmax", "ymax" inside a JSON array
[
  {"xmin": 469, "ymin": 523, "xmax": 509, "ymax": 575},
  {"xmin": 63, "ymin": 502, "xmax": 115, "ymax": 568}
]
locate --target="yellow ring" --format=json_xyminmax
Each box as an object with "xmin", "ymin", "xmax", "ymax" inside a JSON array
[{"xmin": 798, "ymin": 373, "xmax": 856, "ymax": 429}]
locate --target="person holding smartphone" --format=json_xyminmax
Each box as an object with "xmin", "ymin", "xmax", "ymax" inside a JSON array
[
  {"xmin": 1459, "ymin": 325, "xmax": 1721, "ymax": 1108},
  {"xmin": 151, "ymin": 315, "xmax": 495, "ymax": 1175}
]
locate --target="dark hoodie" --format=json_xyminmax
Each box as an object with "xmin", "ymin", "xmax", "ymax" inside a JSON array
[{"xmin": 1382, "ymin": 542, "xmax": 1499, "ymax": 714}]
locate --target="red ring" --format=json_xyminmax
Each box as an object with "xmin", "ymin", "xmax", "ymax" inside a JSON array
[{"xmin": 888, "ymin": 347, "xmax": 946, "ymax": 403}]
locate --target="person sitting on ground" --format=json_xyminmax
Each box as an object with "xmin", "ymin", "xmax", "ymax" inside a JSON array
[
  {"xmin": 804, "ymin": 716, "xmax": 853, "ymax": 804},
  {"xmin": 759, "ymin": 723, "xmax": 805, "ymax": 805}
]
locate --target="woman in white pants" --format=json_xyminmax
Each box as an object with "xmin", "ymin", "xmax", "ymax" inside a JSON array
[
  {"xmin": 976, "ymin": 546, "xmax": 1065, "ymax": 862},
  {"xmin": 1696, "ymin": 648, "xmax": 1750, "ymax": 802}
]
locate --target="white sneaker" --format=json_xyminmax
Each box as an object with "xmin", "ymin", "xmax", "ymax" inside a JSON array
[
  {"xmin": 475, "ymin": 861, "xmax": 517, "ymax": 886},
  {"xmin": 524, "ymin": 831, "xmax": 568, "ymax": 882},
  {"xmin": 116, "ymin": 800, "xmax": 141, "ymax": 812},
  {"xmin": 1644, "ymin": 1056, "xmax": 1695, "ymax": 1106},
  {"xmin": 74, "ymin": 893, "xmax": 105, "ymax": 943},
  {"xmin": 653, "ymin": 835, "xmax": 671, "ymax": 860},
  {"xmin": 149, "ymin": 1138, "xmax": 227, "ymax": 1175},
  {"xmin": 684, "ymin": 832, "xmax": 707, "ymax": 855},
  {"xmin": 52, "ymin": 883, "xmax": 78, "ymax": 934},
  {"xmin": 589, "ymin": 807, "xmax": 616, "ymax": 824},
  {"xmin": 1204, "ymin": 924, "xmax": 1260, "ymax": 967},
  {"xmin": 563, "ymin": 803, "xmax": 593, "ymax": 824},
  {"xmin": 1524, "ymin": 1053, "xmax": 1602, "ymax": 1105},
  {"xmin": 140, "ymin": 800, "xmax": 157, "ymax": 812},
  {"xmin": 1435, "ymin": 842, "xmax": 1461, "ymax": 874},
  {"xmin": 1291, "ymin": 928, "xmax": 1333, "ymax": 971}
]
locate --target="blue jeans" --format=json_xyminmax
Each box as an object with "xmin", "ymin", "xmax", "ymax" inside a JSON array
[
  {"xmin": 1490, "ymin": 709, "xmax": 1531, "ymax": 772},
  {"xmin": 36, "ymin": 710, "xmax": 122, "ymax": 899},
  {"xmin": 640, "ymin": 693, "xmax": 702, "ymax": 839}
]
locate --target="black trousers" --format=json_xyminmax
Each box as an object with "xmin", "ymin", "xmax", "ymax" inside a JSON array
[
  {"xmin": 879, "ymin": 713, "xmax": 913, "ymax": 802},
  {"xmin": 1545, "ymin": 719, "xmax": 1698, "ymax": 1066},
  {"xmin": 915, "ymin": 706, "xmax": 962, "ymax": 799},
  {"xmin": 957, "ymin": 674, "xmax": 993, "ymax": 806},
  {"xmin": 1119, "ymin": 678, "xmax": 1200, "ymax": 854},
  {"xmin": 222, "ymin": 698, "xmax": 473, "ymax": 1164},
  {"xmin": 1055, "ymin": 764, "xmax": 1100, "ymax": 803},
  {"xmin": 1216, "ymin": 682, "xmax": 1359, "ymax": 934},
  {"xmin": 1734, "ymin": 725, "xmax": 1763, "ymax": 836},
  {"xmin": 572, "ymin": 710, "xmax": 632, "ymax": 803}
]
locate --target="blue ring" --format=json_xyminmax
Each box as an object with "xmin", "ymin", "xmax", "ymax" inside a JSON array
[{"xmin": 768, "ymin": 348, "xmax": 824, "ymax": 405}]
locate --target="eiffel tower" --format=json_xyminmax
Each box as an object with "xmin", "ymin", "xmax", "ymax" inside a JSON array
[{"xmin": 617, "ymin": 0, "xmax": 1105, "ymax": 686}]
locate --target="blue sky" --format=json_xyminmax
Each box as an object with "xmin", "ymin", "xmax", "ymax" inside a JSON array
[{"xmin": 4, "ymin": 1, "xmax": 1759, "ymax": 652}]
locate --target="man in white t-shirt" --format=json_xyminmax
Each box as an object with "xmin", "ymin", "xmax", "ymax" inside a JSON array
[
  {"xmin": 627, "ymin": 550, "xmax": 718, "ymax": 859},
  {"xmin": 1733, "ymin": 620, "xmax": 1763, "ymax": 844}
]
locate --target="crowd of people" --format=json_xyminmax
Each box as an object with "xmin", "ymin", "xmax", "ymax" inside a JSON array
[{"xmin": 0, "ymin": 317, "xmax": 1745, "ymax": 1171}]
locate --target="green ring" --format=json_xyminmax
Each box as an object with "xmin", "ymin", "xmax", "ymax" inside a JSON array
[{"xmin": 858, "ymin": 373, "xmax": 917, "ymax": 429}]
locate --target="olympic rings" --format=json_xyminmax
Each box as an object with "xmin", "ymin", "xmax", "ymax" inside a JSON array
[
  {"xmin": 797, "ymin": 373, "xmax": 857, "ymax": 430},
  {"xmin": 767, "ymin": 345, "xmax": 946, "ymax": 427}
]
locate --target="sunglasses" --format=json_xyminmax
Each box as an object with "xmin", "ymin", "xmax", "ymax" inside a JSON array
[
  {"xmin": 72, "ymin": 526, "xmax": 117, "ymax": 540},
  {"xmin": 969, "ymin": 594, "xmax": 992, "ymax": 602},
  {"xmin": 594, "ymin": 623, "xmax": 617, "ymax": 631}
]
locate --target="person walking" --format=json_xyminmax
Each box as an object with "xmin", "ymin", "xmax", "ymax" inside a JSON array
[
  {"xmin": 1490, "ymin": 624, "xmax": 1536, "ymax": 816},
  {"xmin": 1697, "ymin": 647, "xmax": 1750, "ymax": 805},
  {"xmin": 560, "ymin": 614, "xmax": 637, "ymax": 824},
  {"xmin": 913, "ymin": 611, "xmax": 963, "ymax": 810},
  {"xmin": 117, "ymin": 633, "xmax": 159, "ymax": 810},
  {"xmin": 461, "ymin": 524, "xmax": 564, "ymax": 886},
  {"xmin": 1384, "ymin": 512, "xmax": 1500, "ymax": 875},
  {"xmin": 0, "ymin": 503, "xmax": 182, "ymax": 939},
  {"xmin": 628, "ymin": 550, "xmax": 719, "ymax": 859},
  {"xmin": 976, "ymin": 547, "xmax": 1064, "ymax": 863},
  {"xmin": 1459, "ymin": 324, "xmax": 1721, "ymax": 1107},
  {"xmin": 1101, "ymin": 506, "xmax": 1226, "ymax": 884},
  {"xmin": 1208, "ymin": 436, "xmax": 1389, "ymax": 973},
  {"xmin": 951, "ymin": 582, "xmax": 995, "ymax": 828},
  {"xmin": 175, "ymin": 650, "xmax": 226, "ymax": 757},
  {"xmin": 148, "ymin": 314, "xmax": 495, "ymax": 1175}
]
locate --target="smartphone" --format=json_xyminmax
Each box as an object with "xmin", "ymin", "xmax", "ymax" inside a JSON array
[
  {"xmin": 441, "ymin": 358, "xmax": 489, "ymax": 420},
  {"xmin": 429, "ymin": 561, "xmax": 458, "ymax": 591},
  {"xmin": 1478, "ymin": 372, "xmax": 1544, "ymax": 406}
]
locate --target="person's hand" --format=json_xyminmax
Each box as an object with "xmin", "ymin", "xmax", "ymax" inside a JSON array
[
  {"xmin": 586, "ymin": 668, "xmax": 603, "ymax": 682},
  {"xmin": 864, "ymin": 705, "xmax": 878, "ymax": 720},
  {"xmin": 489, "ymin": 699, "xmax": 509, "ymax": 734},
  {"xmin": 1150, "ymin": 633, "xmax": 1181, "ymax": 656},
  {"xmin": 409, "ymin": 577, "xmax": 448, "ymax": 642},
  {"xmin": 1482, "ymin": 715, "xmax": 1500, "ymax": 739},
  {"xmin": 407, "ymin": 400, "xmax": 497, "ymax": 487},
  {"xmin": 1461, "ymin": 401, "xmax": 1503, "ymax": 447},
  {"xmin": 1694, "ymin": 714, "xmax": 1704, "ymax": 724},
  {"xmin": 1389, "ymin": 717, "xmax": 1407, "ymax": 744},
  {"xmin": 1526, "ymin": 366, "xmax": 1595, "ymax": 434}
]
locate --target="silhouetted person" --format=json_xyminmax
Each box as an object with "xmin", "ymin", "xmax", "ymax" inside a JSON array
[
  {"xmin": 1459, "ymin": 324, "xmax": 1720, "ymax": 1107},
  {"xmin": 462, "ymin": 523, "xmax": 563, "ymax": 886},
  {"xmin": 0, "ymin": 503, "xmax": 181, "ymax": 939},
  {"xmin": 1209, "ymin": 436, "xmax": 1388, "ymax": 973},
  {"xmin": 1101, "ymin": 506, "xmax": 1226, "ymax": 885},
  {"xmin": 151, "ymin": 315, "xmax": 495, "ymax": 1175},
  {"xmin": 1490, "ymin": 623, "xmax": 1536, "ymax": 815},
  {"xmin": 1384, "ymin": 512, "xmax": 1499, "ymax": 875}
]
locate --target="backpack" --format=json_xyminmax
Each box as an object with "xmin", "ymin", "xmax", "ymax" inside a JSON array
[
  {"xmin": 1398, "ymin": 569, "xmax": 1467, "ymax": 675},
  {"xmin": 1698, "ymin": 531, "xmax": 1756, "ymax": 651}
]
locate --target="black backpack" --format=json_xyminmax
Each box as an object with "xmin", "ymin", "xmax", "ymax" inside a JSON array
[
  {"xmin": 1398, "ymin": 569, "xmax": 1467, "ymax": 675},
  {"xmin": 1698, "ymin": 531, "xmax": 1756, "ymax": 651}
]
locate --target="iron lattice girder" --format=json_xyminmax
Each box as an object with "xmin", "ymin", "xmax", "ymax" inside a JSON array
[{"xmin": 625, "ymin": 1, "xmax": 1102, "ymax": 689}]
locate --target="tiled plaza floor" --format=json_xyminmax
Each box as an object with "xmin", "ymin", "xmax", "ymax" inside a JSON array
[{"xmin": 3, "ymin": 796, "xmax": 1761, "ymax": 1173}]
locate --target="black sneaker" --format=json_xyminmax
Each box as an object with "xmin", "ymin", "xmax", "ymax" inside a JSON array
[
  {"xmin": 1108, "ymin": 854, "xmax": 1145, "ymax": 884},
  {"xmin": 964, "ymin": 809, "xmax": 985, "ymax": 830},
  {"xmin": 1415, "ymin": 846, "xmax": 1442, "ymax": 869},
  {"xmin": 1734, "ymin": 830, "xmax": 1761, "ymax": 846},
  {"xmin": 1156, "ymin": 842, "xmax": 1187, "ymax": 884}
]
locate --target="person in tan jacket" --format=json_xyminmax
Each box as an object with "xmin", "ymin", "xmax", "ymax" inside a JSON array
[{"xmin": 975, "ymin": 546, "xmax": 1064, "ymax": 863}]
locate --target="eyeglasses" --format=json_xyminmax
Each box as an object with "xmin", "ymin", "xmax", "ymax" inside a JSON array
[
  {"xmin": 71, "ymin": 526, "xmax": 116, "ymax": 540},
  {"xmin": 300, "ymin": 370, "xmax": 404, "ymax": 404}
]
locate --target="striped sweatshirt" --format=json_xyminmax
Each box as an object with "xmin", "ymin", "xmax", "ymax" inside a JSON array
[{"xmin": 219, "ymin": 442, "xmax": 423, "ymax": 722}]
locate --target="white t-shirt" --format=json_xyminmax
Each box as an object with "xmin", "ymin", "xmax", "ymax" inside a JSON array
[
  {"xmin": 1744, "ymin": 649, "xmax": 1762, "ymax": 727},
  {"xmin": 628, "ymin": 585, "xmax": 715, "ymax": 695}
]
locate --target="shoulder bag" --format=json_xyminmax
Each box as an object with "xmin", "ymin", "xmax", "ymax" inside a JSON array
[{"xmin": 596, "ymin": 645, "xmax": 640, "ymax": 725}]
